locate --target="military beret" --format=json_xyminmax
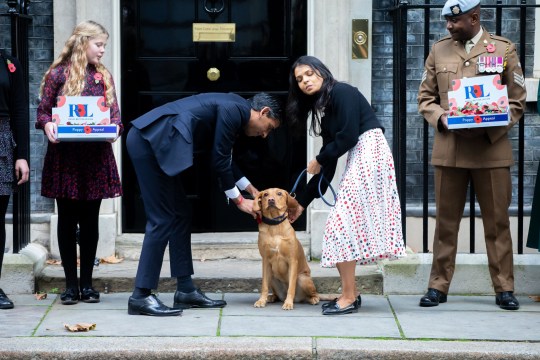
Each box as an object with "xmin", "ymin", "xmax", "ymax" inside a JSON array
[{"xmin": 441, "ymin": 0, "xmax": 480, "ymax": 17}]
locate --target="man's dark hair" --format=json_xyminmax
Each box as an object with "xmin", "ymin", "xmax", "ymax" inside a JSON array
[{"xmin": 249, "ymin": 93, "xmax": 282, "ymax": 124}]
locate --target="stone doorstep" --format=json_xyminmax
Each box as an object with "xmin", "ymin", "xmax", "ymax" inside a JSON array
[
  {"xmin": 35, "ymin": 259, "xmax": 384, "ymax": 295},
  {"xmin": 5, "ymin": 240, "xmax": 540, "ymax": 296},
  {"xmin": 34, "ymin": 253, "xmax": 540, "ymax": 296},
  {"xmin": 37, "ymin": 232, "xmax": 384, "ymax": 294}
]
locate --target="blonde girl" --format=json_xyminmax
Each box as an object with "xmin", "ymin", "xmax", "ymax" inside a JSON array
[{"xmin": 36, "ymin": 20, "xmax": 123, "ymax": 305}]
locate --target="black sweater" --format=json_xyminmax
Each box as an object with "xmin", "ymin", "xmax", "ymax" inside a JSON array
[
  {"xmin": 0, "ymin": 52, "xmax": 28, "ymax": 160},
  {"xmin": 296, "ymin": 82, "xmax": 383, "ymax": 208}
]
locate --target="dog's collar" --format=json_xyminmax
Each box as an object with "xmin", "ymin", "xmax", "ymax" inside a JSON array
[{"xmin": 260, "ymin": 213, "xmax": 288, "ymax": 225}]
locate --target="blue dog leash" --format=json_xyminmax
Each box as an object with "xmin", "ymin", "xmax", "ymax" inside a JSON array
[{"xmin": 290, "ymin": 168, "xmax": 337, "ymax": 207}]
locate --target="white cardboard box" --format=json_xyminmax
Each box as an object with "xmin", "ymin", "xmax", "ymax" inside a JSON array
[
  {"xmin": 52, "ymin": 95, "xmax": 116, "ymax": 141},
  {"xmin": 447, "ymin": 74, "xmax": 509, "ymax": 130}
]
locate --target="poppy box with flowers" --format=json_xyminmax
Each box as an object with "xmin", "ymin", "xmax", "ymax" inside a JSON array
[
  {"xmin": 52, "ymin": 95, "xmax": 117, "ymax": 141},
  {"xmin": 446, "ymin": 74, "xmax": 509, "ymax": 130}
]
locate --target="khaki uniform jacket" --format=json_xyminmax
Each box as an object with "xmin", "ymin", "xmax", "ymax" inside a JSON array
[{"xmin": 418, "ymin": 28, "xmax": 526, "ymax": 168}]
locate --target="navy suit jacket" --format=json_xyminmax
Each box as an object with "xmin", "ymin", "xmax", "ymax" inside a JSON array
[{"xmin": 131, "ymin": 93, "xmax": 251, "ymax": 191}]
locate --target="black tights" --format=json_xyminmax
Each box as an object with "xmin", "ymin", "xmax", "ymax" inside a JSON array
[
  {"xmin": 0, "ymin": 195, "xmax": 9, "ymax": 279},
  {"xmin": 56, "ymin": 198, "xmax": 102, "ymax": 290}
]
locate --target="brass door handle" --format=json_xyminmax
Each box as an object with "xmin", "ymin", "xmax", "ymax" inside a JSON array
[{"xmin": 207, "ymin": 67, "xmax": 220, "ymax": 81}]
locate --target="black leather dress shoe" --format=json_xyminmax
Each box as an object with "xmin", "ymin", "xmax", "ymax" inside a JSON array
[
  {"xmin": 128, "ymin": 294, "xmax": 183, "ymax": 316},
  {"xmin": 322, "ymin": 299, "xmax": 358, "ymax": 315},
  {"xmin": 419, "ymin": 288, "xmax": 447, "ymax": 307},
  {"xmin": 496, "ymin": 291, "xmax": 520, "ymax": 310},
  {"xmin": 0, "ymin": 288, "xmax": 14, "ymax": 309},
  {"xmin": 322, "ymin": 295, "xmax": 362, "ymax": 310},
  {"xmin": 60, "ymin": 288, "xmax": 80, "ymax": 305},
  {"xmin": 173, "ymin": 289, "xmax": 227, "ymax": 309},
  {"xmin": 80, "ymin": 287, "xmax": 100, "ymax": 303}
]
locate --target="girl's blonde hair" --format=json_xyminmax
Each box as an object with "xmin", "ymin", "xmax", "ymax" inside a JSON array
[{"xmin": 39, "ymin": 20, "xmax": 115, "ymax": 106}]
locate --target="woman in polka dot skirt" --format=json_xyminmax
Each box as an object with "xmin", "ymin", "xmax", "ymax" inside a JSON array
[{"xmin": 287, "ymin": 56, "xmax": 406, "ymax": 315}]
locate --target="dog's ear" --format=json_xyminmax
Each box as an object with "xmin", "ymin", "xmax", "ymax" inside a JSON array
[
  {"xmin": 286, "ymin": 191, "xmax": 299, "ymax": 209},
  {"xmin": 252, "ymin": 192, "xmax": 263, "ymax": 212}
]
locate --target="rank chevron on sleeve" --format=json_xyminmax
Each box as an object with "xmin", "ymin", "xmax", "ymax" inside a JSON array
[{"xmin": 513, "ymin": 72, "xmax": 525, "ymax": 88}]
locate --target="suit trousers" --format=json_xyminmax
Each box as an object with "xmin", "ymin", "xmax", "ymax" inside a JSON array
[
  {"xmin": 429, "ymin": 166, "xmax": 515, "ymax": 294},
  {"xmin": 126, "ymin": 127, "xmax": 194, "ymax": 290}
]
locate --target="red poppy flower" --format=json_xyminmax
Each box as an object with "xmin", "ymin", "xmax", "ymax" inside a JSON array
[
  {"xmin": 474, "ymin": 116, "xmax": 482, "ymax": 124},
  {"xmin": 6, "ymin": 59, "xmax": 16, "ymax": 72},
  {"xmin": 96, "ymin": 96, "xmax": 109, "ymax": 112},
  {"xmin": 94, "ymin": 72, "xmax": 103, "ymax": 84},
  {"xmin": 84, "ymin": 126, "xmax": 92, "ymax": 134},
  {"xmin": 57, "ymin": 96, "xmax": 66, "ymax": 107},
  {"xmin": 486, "ymin": 44, "xmax": 496, "ymax": 53}
]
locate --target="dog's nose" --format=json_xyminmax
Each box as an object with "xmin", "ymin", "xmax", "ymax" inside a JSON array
[{"xmin": 268, "ymin": 198, "xmax": 275, "ymax": 205}]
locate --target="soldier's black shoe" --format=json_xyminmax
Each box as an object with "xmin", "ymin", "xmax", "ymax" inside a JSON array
[{"xmin": 419, "ymin": 288, "xmax": 447, "ymax": 307}]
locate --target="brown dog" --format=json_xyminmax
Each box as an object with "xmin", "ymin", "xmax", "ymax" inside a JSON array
[{"xmin": 252, "ymin": 188, "xmax": 320, "ymax": 310}]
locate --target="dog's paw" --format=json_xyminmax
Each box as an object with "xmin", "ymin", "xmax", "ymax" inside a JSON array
[
  {"xmin": 254, "ymin": 299, "xmax": 267, "ymax": 308},
  {"xmin": 267, "ymin": 294, "xmax": 277, "ymax": 303},
  {"xmin": 282, "ymin": 301, "xmax": 294, "ymax": 310},
  {"xmin": 308, "ymin": 296, "xmax": 320, "ymax": 305}
]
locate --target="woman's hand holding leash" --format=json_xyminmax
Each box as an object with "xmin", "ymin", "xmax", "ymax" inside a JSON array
[{"xmin": 307, "ymin": 159, "xmax": 321, "ymax": 175}]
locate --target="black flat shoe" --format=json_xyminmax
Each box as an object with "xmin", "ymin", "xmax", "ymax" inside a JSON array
[
  {"xmin": 322, "ymin": 295, "xmax": 362, "ymax": 310},
  {"xmin": 419, "ymin": 288, "xmax": 447, "ymax": 307},
  {"xmin": 321, "ymin": 297, "xmax": 338, "ymax": 309},
  {"xmin": 80, "ymin": 287, "xmax": 100, "ymax": 303},
  {"xmin": 322, "ymin": 299, "xmax": 358, "ymax": 315},
  {"xmin": 0, "ymin": 288, "xmax": 14, "ymax": 309},
  {"xmin": 496, "ymin": 291, "xmax": 520, "ymax": 310},
  {"xmin": 60, "ymin": 288, "xmax": 80, "ymax": 305},
  {"xmin": 128, "ymin": 294, "xmax": 183, "ymax": 316},
  {"xmin": 173, "ymin": 289, "xmax": 227, "ymax": 309}
]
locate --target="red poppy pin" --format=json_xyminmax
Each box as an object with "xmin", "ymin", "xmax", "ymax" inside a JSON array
[
  {"xmin": 84, "ymin": 126, "xmax": 92, "ymax": 134},
  {"xmin": 94, "ymin": 72, "xmax": 103, "ymax": 84},
  {"xmin": 6, "ymin": 59, "xmax": 16, "ymax": 72},
  {"xmin": 486, "ymin": 43, "xmax": 496, "ymax": 53}
]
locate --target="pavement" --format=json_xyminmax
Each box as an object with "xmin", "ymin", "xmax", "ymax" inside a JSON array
[{"xmin": 1, "ymin": 260, "xmax": 540, "ymax": 359}]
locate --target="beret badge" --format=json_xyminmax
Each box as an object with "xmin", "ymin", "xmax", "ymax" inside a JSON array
[{"xmin": 451, "ymin": 5, "xmax": 461, "ymax": 15}]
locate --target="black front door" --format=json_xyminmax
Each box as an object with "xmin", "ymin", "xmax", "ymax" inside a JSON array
[{"xmin": 120, "ymin": 0, "xmax": 307, "ymax": 232}]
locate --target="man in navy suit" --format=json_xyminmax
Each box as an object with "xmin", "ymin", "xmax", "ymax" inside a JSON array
[{"xmin": 126, "ymin": 92, "xmax": 282, "ymax": 316}]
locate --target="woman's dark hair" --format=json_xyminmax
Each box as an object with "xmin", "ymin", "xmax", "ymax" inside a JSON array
[{"xmin": 286, "ymin": 55, "xmax": 337, "ymax": 136}]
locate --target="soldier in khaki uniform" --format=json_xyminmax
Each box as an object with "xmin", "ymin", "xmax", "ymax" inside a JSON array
[{"xmin": 417, "ymin": 0, "xmax": 526, "ymax": 310}]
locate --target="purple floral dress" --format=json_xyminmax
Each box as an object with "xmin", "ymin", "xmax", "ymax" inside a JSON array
[{"xmin": 36, "ymin": 63, "xmax": 123, "ymax": 200}]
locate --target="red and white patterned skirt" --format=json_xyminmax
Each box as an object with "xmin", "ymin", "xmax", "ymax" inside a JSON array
[{"xmin": 321, "ymin": 128, "xmax": 406, "ymax": 268}]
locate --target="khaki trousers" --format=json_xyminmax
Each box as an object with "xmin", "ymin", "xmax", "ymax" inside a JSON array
[{"xmin": 429, "ymin": 166, "xmax": 515, "ymax": 294}]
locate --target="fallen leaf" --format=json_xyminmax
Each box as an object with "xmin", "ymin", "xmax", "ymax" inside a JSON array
[
  {"xmin": 64, "ymin": 323, "xmax": 96, "ymax": 332},
  {"xmin": 34, "ymin": 293, "xmax": 47, "ymax": 300},
  {"xmin": 529, "ymin": 295, "xmax": 540, "ymax": 302},
  {"xmin": 46, "ymin": 259, "xmax": 62, "ymax": 265},
  {"xmin": 100, "ymin": 255, "xmax": 124, "ymax": 264}
]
